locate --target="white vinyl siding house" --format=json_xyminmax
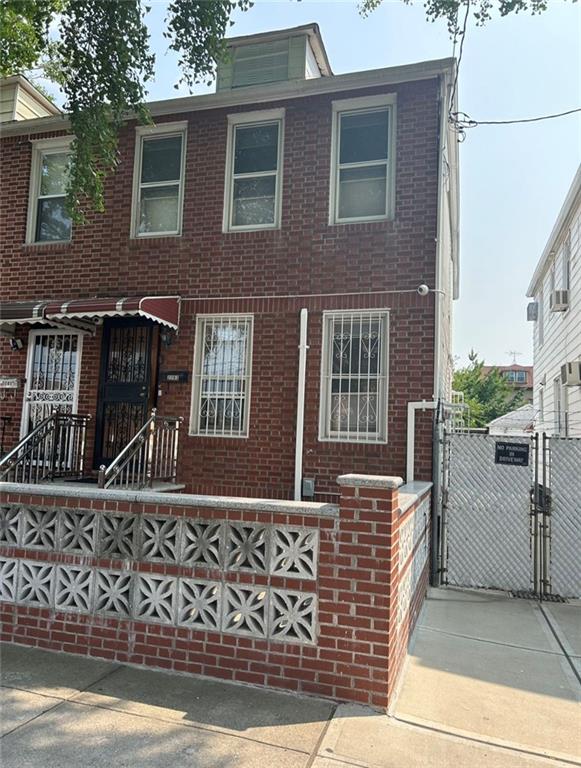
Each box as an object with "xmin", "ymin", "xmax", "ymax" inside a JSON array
[{"xmin": 529, "ymin": 166, "xmax": 581, "ymax": 437}]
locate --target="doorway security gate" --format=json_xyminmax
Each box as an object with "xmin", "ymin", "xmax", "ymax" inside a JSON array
[{"xmin": 443, "ymin": 431, "xmax": 580, "ymax": 598}]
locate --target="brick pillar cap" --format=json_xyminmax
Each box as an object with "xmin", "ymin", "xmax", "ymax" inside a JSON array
[{"xmin": 337, "ymin": 474, "xmax": 404, "ymax": 490}]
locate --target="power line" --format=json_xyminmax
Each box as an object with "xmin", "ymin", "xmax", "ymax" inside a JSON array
[
  {"xmin": 447, "ymin": 1, "xmax": 581, "ymax": 140},
  {"xmin": 451, "ymin": 107, "xmax": 581, "ymax": 134}
]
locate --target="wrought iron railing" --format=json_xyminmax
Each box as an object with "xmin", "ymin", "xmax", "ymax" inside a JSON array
[
  {"xmin": 0, "ymin": 412, "xmax": 91, "ymax": 484},
  {"xmin": 98, "ymin": 409, "xmax": 183, "ymax": 490}
]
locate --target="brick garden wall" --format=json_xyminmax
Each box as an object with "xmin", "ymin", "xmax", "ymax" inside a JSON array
[
  {"xmin": 0, "ymin": 475, "xmax": 431, "ymax": 709},
  {"xmin": 0, "ymin": 76, "xmax": 441, "ymax": 498}
]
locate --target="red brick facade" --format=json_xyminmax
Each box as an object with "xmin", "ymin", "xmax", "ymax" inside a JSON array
[{"xmin": 0, "ymin": 73, "xmax": 445, "ymax": 498}]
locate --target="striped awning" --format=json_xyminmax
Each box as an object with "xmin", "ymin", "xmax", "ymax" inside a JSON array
[{"xmin": 0, "ymin": 296, "xmax": 180, "ymax": 331}]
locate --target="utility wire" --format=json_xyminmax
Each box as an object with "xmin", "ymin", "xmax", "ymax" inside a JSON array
[{"xmin": 447, "ymin": 1, "xmax": 581, "ymax": 140}]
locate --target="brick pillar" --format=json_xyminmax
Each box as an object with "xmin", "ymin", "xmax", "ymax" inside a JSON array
[{"xmin": 319, "ymin": 473, "xmax": 403, "ymax": 709}]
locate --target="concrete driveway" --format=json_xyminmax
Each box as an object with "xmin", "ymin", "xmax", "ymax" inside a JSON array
[{"xmin": 1, "ymin": 588, "xmax": 579, "ymax": 767}]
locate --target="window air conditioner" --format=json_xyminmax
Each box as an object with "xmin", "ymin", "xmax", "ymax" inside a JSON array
[
  {"xmin": 550, "ymin": 289, "xmax": 569, "ymax": 312},
  {"xmin": 561, "ymin": 361, "xmax": 581, "ymax": 386}
]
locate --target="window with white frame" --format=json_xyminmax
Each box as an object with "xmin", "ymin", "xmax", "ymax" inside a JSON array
[
  {"xmin": 330, "ymin": 95, "xmax": 395, "ymax": 224},
  {"xmin": 538, "ymin": 289, "xmax": 544, "ymax": 346},
  {"xmin": 563, "ymin": 231, "xmax": 571, "ymax": 291},
  {"xmin": 132, "ymin": 123, "xmax": 187, "ymax": 237},
  {"xmin": 190, "ymin": 315, "xmax": 253, "ymax": 437},
  {"xmin": 27, "ymin": 139, "xmax": 72, "ymax": 243},
  {"xmin": 224, "ymin": 110, "xmax": 284, "ymax": 231},
  {"xmin": 319, "ymin": 310, "xmax": 389, "ymax": 442},
  {"xmin": 538, "ymin": 385, "xmax": 544, "ymax": 423}
]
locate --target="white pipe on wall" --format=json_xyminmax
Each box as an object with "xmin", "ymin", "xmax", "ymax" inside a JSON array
[{"xmin": 294, "ymin": 308, "xmax": 309, "ymax": 501}]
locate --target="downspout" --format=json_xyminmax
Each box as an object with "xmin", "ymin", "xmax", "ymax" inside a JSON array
[
  {"xmin": 294, "ymin": 308, "xmax": 309, "ymax": 501},
  {"xmin": 407, "ymin": 398, "xmax": 440, "ymax": 586}
]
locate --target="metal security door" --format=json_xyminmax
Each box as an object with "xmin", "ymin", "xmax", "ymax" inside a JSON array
[
  {"xmin": 21, "ymin": 330, "xmax": 83, "ymax": 436},
  {"xmin": 94, "ymin": 319, "xmax": 157, "ymax": 467},
  {"xmin": 444, "ymin": 432, "xmax": 533, "ymax": 592}
]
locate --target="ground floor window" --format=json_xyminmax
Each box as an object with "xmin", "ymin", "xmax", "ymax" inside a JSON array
[
  {"xmin": 319, "ymin": 309, "xmax": 389, "ymax": 442},
  {"xmin": 190, "ymin": 315, "xmax": 253, "ymax": 437}
]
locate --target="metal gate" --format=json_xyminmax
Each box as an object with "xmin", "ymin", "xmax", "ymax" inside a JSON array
[{"xmin": 443, "ymin": 431, "xmax": 580, "ymax": 598}]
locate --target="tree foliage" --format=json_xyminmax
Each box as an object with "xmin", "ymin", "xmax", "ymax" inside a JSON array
[
  {"xmin": 0, "ymin": 1, "xmax": 251, "ymax": 222},
  {"xmin": 453, "ymin": 351, "xmax": 525, "ymax": 428},
  {"xmin": 360, "ymin": 0, "xmax": 549, "ymax": 34},
  {"xmin": 0, "ymin": 0, "xmax": 549, "ymax": 222}
]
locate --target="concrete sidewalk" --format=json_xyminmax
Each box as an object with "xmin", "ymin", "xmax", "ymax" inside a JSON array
[{"xmin": 1, "ymin": 588, "xmax": 579, "ymax": 767}]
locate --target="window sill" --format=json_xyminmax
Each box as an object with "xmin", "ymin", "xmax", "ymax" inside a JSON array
[
  {"xmin": 129, "ymin": 234, "xmax": 183, "ymax": 248},
  {"xmin": 223, "ymin": 226, "xmax": 281, "ymax": 235},
  {"xmin": 22, "ymin": 240, "xmax": 72, "ymax": 251},
  {"xmin": 188, "ymin": 432, "xmax": 249, "ymax": 440},
  {"xmin": 329, "ymin": 216, "xmax": 392, "ymax": 227},
  {"xmin": 318, "ymin": 435, "xmax": 388, "ymax": 445}
]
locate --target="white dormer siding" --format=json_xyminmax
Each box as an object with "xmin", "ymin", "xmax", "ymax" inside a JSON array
[
  {"xmin": 216, "ymin": 25, "xmax": 331, "ymax": 92},
  {"xmin": 0, "ymin": 76, "xmax": 61, "ymax": 123},
  {"xmin": 529, "ymin": 167, "xmax": 581, "ymax": 437}
]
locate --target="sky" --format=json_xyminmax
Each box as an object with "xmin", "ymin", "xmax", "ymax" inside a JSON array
[{"xmin": 45, "ymin": 0, "xmax": 581, "ymax": 367}]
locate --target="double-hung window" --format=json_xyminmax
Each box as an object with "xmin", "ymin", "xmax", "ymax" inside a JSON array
[
  {"xmin": 330, "ymin": 95, "xmax": 395, "ymax": 224},
  {"xmin": 224, "ymin": 109, "xmax": 284, "ymax": 231},
  {"xmin": 319, "ymin": 310, "xmax": 389, "ymax": 443},
  {"xmin": 132, "ymin": 122, "xmax": 187, "ymax": 237},
  {"xmin": 190, "ymin": 315, "xmax": 253, "ymax": 437},
  {"xmin": 563, "ymin": 232, "xmax": 571, "ymax": 291},
  {"xmin": 27, "ymin": 138, "xmax": 72, "ymax": 243}
]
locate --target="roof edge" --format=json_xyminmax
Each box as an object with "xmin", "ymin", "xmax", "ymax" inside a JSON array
[
  {"xmin": 1, "ymin": 74, "xmax": 61, "ymax": 116},
  {"xmin": 0, "ymin": 56, "xmax": 454, "ymax": 138},
  {"xmin": 527, "ymin": 164, "xmax": 581, "ymax": 296}
]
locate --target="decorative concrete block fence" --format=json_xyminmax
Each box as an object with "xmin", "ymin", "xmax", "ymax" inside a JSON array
[{"xmin": 0, "ymin": 475, "xmax": 431, "ymax": 709}]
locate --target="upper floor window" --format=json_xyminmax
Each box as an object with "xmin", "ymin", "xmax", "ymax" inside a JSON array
[
  {"xmin": 27, "ymin": 138, "xmax": 72, "ymax": 243},
  {"xmin": 538, "ymin": 289, "xmax": 544, "ymax": 346},
  {"xmin": 132, "ymin": 122, "xmax": 187, "ymax": 238},
  {"xmin": 223, "ymin": 109, "xmax": 284, "ymax": 232},
  {"xmin": 190, "ymin": 315, "xmax": 254, "ymax": 437},
  {"xmin": 563, "ymin": 231, "xmax": 571, "ymax": 291},
  {"xmin": 319, "ymin": 310, "xmax": 389, "ymax": 443},
  {"xmin": 329, "ymin": 94, "xmax": 396, "ymax": 225}
]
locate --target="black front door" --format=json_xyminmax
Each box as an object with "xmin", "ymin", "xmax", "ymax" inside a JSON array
[{"xmin": 94, "ymin": 319, "xmax": 159, "ymax": 468}]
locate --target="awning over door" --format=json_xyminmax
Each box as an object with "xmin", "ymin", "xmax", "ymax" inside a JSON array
[{"xmin": 1, "ymin": 296, "xmax": 180, "ymax": 333}]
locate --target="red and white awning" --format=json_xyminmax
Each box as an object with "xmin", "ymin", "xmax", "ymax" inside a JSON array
[{"xmin": 0, "ymin": 296, "xmax": 180, "ymax": 333}]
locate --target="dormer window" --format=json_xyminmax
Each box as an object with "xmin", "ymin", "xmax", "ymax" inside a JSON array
[
  {"xmin": 232, "ymin": 40, "xmax": 289, "ymax": 88},
  {"xmin": 216, "ymin": 24, "xmax": 331, "ymax": 92}
]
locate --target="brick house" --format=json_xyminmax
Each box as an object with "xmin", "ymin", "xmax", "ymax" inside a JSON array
[{"xmin": 0, "ymin": 24, "xmax": 459, "ymax": 501}]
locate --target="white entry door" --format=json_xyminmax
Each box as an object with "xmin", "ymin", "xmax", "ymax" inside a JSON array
[{"xmin": 21, "ymin": 330, "xmax": 83, "ymax": 437}]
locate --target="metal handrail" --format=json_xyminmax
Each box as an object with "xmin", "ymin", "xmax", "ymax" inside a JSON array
[
  {"xmin": 0, "ymin": 411, "xmax": 91, "ymax": 483},
  {"xmin": 0, "ymin": 415, "xmax": 55, "ymax": 474},
  {"xmin": 98, "ymin": 408, "xmax": 183, "ymax": 490}
]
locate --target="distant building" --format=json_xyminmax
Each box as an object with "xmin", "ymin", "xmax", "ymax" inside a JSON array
[
  {"xmin": 487, "ymin": 403, "xmax": 535, "ymax": 437},
  {"xmin": 527, "ymin": 166, "xmax": 581, "ymax": 437},
  {"xmin": 481, "ymin": 364, "xmax": 533, "ymax": 404}
]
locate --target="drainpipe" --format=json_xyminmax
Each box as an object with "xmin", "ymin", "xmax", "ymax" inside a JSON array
[
  {"xmin": 294, "ymin": 308, "xmax": 309, "ymax": 501},
  {"xmin": 407, "ymin": 399, "xmax": 440, "ymax": 588}
]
